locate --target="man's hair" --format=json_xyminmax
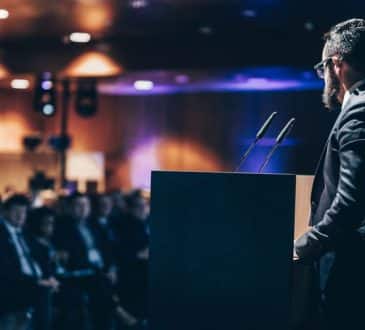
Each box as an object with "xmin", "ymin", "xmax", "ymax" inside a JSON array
[
  {"xmin": 2, "ymin": 194, "xmax": 30, "ymax": 211},
  {"xmin": 125, "ymin": 189, "xmax": 145, "ymax": 209},
  {"xmin": 325, "ymin": 18, "xmax": 365, "ymax": 73},
  {"xmin": 69, "ymin": 192, "xmax": 87, "ymax": 203}
]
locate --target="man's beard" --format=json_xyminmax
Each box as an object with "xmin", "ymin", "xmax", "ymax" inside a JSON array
[{"xmin": 322, "ymin": 68, "xmax": 342, "ymax": 111}]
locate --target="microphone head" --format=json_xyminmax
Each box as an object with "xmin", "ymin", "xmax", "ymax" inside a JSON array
[
  {"xmin": 276, "ymin": 118, "xmax": 296, "ymax": 144},
  {"xmin": 256, "ymin": 111, "xmax": 278, "ymax": 140}
]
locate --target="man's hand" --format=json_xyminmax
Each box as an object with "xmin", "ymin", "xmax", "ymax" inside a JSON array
[
  {"xmin": 293, "ymin": 240, "xmax": 299, "ymax": 261},
  {"xmin": 106, "ymin": 268, "xmax": 118, "ymax": 285},
  {"xmin": 115, "ymin": 306, "xmax": 138, "ymax": 327},
  {"xmin": 38, "ymin": 277, "xmax": 60, "ymax": 293},
  {"xmin": 137, "ymin": 247, "xmax": 149, "ymax": 260}
]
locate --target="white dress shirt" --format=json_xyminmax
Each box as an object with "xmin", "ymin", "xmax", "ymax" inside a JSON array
[
  {"xmin": 342, "ymin": 79, "xmax": 365, "ymax": 110},
  {"xmin": 3, "ymin": 220, "xmax": 42, "ymax": 278}
]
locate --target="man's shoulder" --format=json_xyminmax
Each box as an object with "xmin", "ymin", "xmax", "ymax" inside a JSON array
[
  {"xmin": 341, "ymin": 92, "xmax": 365, "ymax": 123},
  {"xmin": 337, "ymin": 92, "xmax": 365, "ymax": 146}
]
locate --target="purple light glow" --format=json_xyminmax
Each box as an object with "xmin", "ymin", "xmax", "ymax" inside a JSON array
[
  {"xmin": 41, "ymin": 80, "xmax": 53, "ymax": 90},
  {"xmin": 222, "ymin": 79, "xmax": 306, "ymax": 91},
  {"xmin": 130, "ymin": 139, "xmax": 160, "ymax": 188},
  {"xmin": 134, "ymin": 80, "xmax": 154, "ymax": 91},
  {"xmin": 100, "ymin": 80, "xmax": 322, "ymax": 95},
  {"xmin": 99, "ymin": 67, "xmax": 324, "ymax": 95},
  {"xmin": 241, "ymin": 147, "xmax": 284, "ymax": 174},
  {"xmin": 175, "ymin": 74, "xmax": 190, "ymax": 84}
]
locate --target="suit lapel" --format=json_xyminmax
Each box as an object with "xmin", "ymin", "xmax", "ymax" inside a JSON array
[
  {"xmin": 310, "ymin": 108, "xmax": 345, "ymax": 204},
  {"xmin": 0, "ymin": 221, "xmax": 23, "ymax": 271}
]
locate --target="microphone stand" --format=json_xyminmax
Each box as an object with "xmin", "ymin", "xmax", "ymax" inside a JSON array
[{"xmin": 258, "ymin": 118, "xmax": 296, "ymax": 173}]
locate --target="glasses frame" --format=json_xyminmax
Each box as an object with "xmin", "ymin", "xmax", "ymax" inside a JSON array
[{"xmin": 314, "ymin": 57, "xmax": 333, "ymax": 79}]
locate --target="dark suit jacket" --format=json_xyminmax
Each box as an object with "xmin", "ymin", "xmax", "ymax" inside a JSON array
[
  {"xmin": 89, "ymin": 216, "xmax": 118, "ymax": 272},
  {"xmin": 27, "ymin": 237, "xmax": 56, "ymax": 279},
  {"xmin": 115, "ymin": 214, "xmax": 149, "ymax": 317},
  {"xmin": 295, "ymin": 81, "xmax": 365, "ymax": 312},
  {"xmin": 53, "ymin": 217, "xmax": 96, "ymax": 272},
  {"xmin": 54, "ymin": 216, "xmax": 117, "ymax": 276},
  {"xmin": 0, "ymin": 220, "xmax": 39, "ymax": 315}
]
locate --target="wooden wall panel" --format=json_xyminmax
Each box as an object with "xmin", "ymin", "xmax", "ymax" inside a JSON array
[{"xmin": 0, "ymin": 88, "xmax": 331, "ymax": 192}]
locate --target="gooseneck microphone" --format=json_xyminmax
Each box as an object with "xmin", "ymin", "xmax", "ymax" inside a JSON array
[
  {"xmin": 258, "ymin": 118, "xmax": 296, "ymax": 173},
  {"xmin": 235, "ymin": 112, "xmax": 277, "ymax": 172}
]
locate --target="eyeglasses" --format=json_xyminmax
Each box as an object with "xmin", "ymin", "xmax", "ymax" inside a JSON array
[{"xmin": 314, "ymin": 58, "xmax": 333, "ymax": 79}]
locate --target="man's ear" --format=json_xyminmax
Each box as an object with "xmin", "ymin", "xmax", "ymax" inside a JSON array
[{"xmin": 332, "ymin": 56, "xmax": 343, "ymax": 77}]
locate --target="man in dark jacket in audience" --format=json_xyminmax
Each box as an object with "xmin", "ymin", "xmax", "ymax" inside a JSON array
[
  {"xmin": 0, "ymin": 195, "xmax": 58, "ymax": 330},
  {"xmin": 53, "ymin": 193, "xmax": 114, "ymax": 330}
]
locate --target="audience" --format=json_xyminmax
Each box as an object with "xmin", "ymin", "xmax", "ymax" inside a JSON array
[
  {"xmin": 0, "ymin": 189, "xmax": 150, "ymax": 330},
  {"xmin": 117, "ymin": 190, "xmax": 150, "ymax": 322}
]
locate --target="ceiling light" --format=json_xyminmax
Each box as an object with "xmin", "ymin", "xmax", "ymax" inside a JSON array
[
  {"xmin": 41, "ymin": 80, "xmax": 53, "ymax": 90},
  {"xmin": 11, "ymin": 79, "xmax": 30, "ymax": 90},
  {"xmin": 134, "ymin": 80, "xmax": 154, "ymax": 91},
  {"xmin": 42, "ymin": 104, "xmax": 56, "ymax": 117},
  {"xmin": 69, "ymin": 32, "xmax": 91, "ymax": 43},
  {"xmin": 129, "ymin": 0, "xmax": 148, "ymax": 9},
  {"xmin": 61, "ymin": 51, "xmax": 123, "ymax": 78},
  {"xmin": 0, "ymin": 9, "xmax": 9, "ymax": 20}
]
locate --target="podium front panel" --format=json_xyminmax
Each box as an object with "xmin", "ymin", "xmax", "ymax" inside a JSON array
[{"xmin": 150, "ymin": 171, "xmax": 295, "ymax": 330}]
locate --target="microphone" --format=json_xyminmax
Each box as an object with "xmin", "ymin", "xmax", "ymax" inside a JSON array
[
  {"xmin": 235, "ymin": 112, "xmax": 277, "ymax": 172},
  {"xmin": 258, "ymin": 118, "xmax": 296, "ymax": 173}
]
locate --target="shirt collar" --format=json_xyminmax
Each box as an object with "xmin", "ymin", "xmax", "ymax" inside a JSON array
[
  {"xmin": 342, "ymin": 78, "xmax": 365, "ymax": 110},
  {"xmin": 3, "ymin": 219, "xmax": 21, "ymax": 235}
]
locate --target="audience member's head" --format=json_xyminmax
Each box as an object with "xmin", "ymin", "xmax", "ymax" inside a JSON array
[
  {"xmin": 125, "ymin": 189, "xmax": 149, "ymax": 221},
  {"xmin": 94, "ymin": 194, "xmax": 113, "ymax": 218},
  {"xmin": 27, "ymin": 207, "xmax": 55, "ymax": 240},
  {"xmin": 54, "ymin": 195, "xmax": 73, "ymax": 217},
  {"xmin": 2, "ymin": 194, "xmax": 30, "ymax": 228},
  {"xmin": 69, "ymin": 192, "xmax": 91, "ymax": 222},
  {"xmin": 111, "ymin": 190, "xmax": 127, "ymax": 214}
]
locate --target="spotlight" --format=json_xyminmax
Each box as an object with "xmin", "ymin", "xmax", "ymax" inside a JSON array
[
  {"xmin": 11, "ymin": 79, "xmax": 30, "ymax": 90},
  {"xmin": 0, "ymin": 9, "xmax": 9, "ymax": 20},
  {"xmin": 48, "ymin": 135, "xmax": 72, "ymax": 152},
  {"xmin": 69, "ymin": 32, "xmax": 91, "ymax": 43},
  {"xmin": 75, "ymin": 79, "xmax": 98, "ymax": 117},
  {"xmin": 41, "ymin": 80, "xmax": 53, "ymax": 90},
  {"xmin": 134, "ymin": 80, "xmax": 154, "ymax": 91},
  {"xmin": 42, "ymin": 104, "xmax": 55, "ymax": 116},
  {"xmin": 33, "ymin": 73, "xmax": 57, "ymax": 117},
  {"xmin": 29, "ymin": 171, "xmax": 55, "ymax": 191},
  {"xmin": 23, "ymin": 135, "xmax": 43, "ymax": 152}
]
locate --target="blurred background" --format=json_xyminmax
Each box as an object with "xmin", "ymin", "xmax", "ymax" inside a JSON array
[
  {"xmin": 1, "ymin": 0, "xmax": 362, "ymax": 194},
  {"xmin": 0, "ymin": 2, "xmax": 364, "ymax": 330}
]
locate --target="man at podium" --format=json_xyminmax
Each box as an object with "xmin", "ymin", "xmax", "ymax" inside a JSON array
[{"xmin": 294, "ymin": 19, "xmax": 365, "ymax": 330}]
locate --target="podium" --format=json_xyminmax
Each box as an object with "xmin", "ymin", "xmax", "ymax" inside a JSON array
[{"xmin": 150, "ymin": 171, "xmax": 313, "ymax": 330}]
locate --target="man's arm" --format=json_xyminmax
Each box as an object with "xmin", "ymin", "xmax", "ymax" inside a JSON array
[{"xmin": 295, "ymin": 105, "xmax": 365, "ymax": 259}]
